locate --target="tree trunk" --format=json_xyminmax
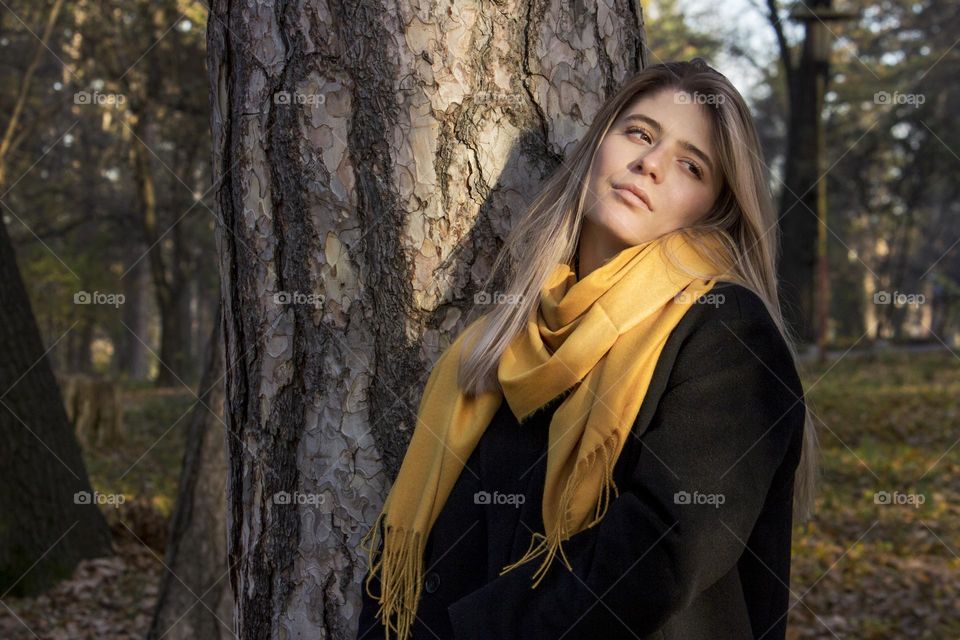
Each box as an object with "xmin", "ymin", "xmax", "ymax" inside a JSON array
[
  {"xmin": 0, "ymin": 0, "xmax": 66, "ymax": 188},
  {"xmin": 0, "ymin": 217, "xmax": 113, "ymax": 597},
  {"xmin": 132, "ymin": 114, "xmax": 193, "ymax": 387},
  {"xmin": 207, "ymin": 1, "xmax": 646, "ymax": 637},
  {"xmin": 118, "ymin": 258, "xmax": 152, "ymax": 380},
  {"xmin": 148, "ymin": 301, "xmax": 233, "ymax": 640},
  {"xmin": 156, "ymin": 281, "xmax": 192, "ymax": 385},
  {"xmin": 127, "ymin": 5, "xmax": 195, "ymax": 388},
  {"xmin": 776, "ymin": 0, "xmax": 832, "ymax": 345},
  {"xmin": 65, "ymin": 319, "xmax": 94, "ymax": 374}
]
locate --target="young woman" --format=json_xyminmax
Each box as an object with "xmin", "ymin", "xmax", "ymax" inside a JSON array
[{"xmin": 358, "ymin": 58, "xmax": 819, "ymax": 640}]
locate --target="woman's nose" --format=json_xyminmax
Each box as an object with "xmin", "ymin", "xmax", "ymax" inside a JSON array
[{"xmin": 635, "ymin": 148, "xmax": 663, "ymax": 183}]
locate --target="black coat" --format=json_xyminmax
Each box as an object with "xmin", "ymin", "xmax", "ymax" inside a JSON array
[{"xmin": 358, "ymin": 282, "xmax": 806, "ymax": 640}]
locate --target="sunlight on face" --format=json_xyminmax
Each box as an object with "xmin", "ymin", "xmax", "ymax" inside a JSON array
[{"xmin": 582, "ymin": 89, "xmax": 723, "ymax": 248}]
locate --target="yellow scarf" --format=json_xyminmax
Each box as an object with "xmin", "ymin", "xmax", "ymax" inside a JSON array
[{"xmin": 360, "ymin": 232, "xmax": 731, "ymax": 640}]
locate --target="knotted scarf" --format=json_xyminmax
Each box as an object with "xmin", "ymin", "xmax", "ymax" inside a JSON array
[{"xmin": 360, "ymin": 231, "xmax": 732, "ymax": 639}]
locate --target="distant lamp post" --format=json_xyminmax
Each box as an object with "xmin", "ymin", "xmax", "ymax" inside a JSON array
[{"xmin": 789, "ymin": 3, "xmax": 857, "ymax": 363}]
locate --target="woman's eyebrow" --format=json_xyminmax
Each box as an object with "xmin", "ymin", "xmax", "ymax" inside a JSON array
[{"xmin": 621, "ymin": 113, "xmax": 714, "ymax": 175}]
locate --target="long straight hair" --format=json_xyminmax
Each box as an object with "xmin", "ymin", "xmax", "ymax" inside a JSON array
[{"xmin": 455, "ymin": 59, "xmax": 819, "ymax": 523}]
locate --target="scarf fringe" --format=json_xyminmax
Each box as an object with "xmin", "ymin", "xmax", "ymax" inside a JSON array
[
  {"xmin": 359, "ymin": 510, "xmax": 425, "ymax": 640},
  {"xmin": 360, "ymin": 432, "xmax": 622, "ymax": 640},
  {"xmin": 498, "ymin": 430, "xmax": 621, "ymax": 587}
]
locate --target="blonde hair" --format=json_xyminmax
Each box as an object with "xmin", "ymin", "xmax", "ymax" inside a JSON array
[{"xmin": 456, "ymin": 58, "xmax": 819, "ymax": 524}]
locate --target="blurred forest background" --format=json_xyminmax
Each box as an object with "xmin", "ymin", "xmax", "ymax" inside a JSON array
[{"xmin": 0, "ymin": 0, "xmax": 958, "ymax": 638}]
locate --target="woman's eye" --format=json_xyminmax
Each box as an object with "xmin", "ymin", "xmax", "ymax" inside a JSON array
[
  {"xmin": 683, "ymin": 161, "xmax": 703, "ymax": 179},
  {"xmin": 625, "ymin": 127, "xmax": 652, "ymax": 142}
]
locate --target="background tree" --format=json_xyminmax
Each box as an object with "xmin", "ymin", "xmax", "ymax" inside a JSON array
[
  {"xmin": 148, "ymin": 301, "xmax": 234, "ymax": 640},
  {"xmin": 0, "ymin": 215, "xmax": 113, "ymax": 597},
  {"xmin": 643, "ymin": 0, "xmax": 723, "ymax": 64},
  {"xmin": 818, "ymin": 0, "xmax": 960, "ymax": 344},
  {"xmin": 74, "ymin": 0, "xmax": 216, "ymax": 386},
  {"xmin": 7, "ymin": 0, "xmax": 217, "ymax": 386},
  {"xmin": 758, "ymin": 0, "xmax": 834, "ymax": 345},
  {"xmin": 0, "ymin": 0, "xmax": 113, "ymax": 598}
]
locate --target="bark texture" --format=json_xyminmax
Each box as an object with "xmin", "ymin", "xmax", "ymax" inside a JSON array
[{"xmin": 207, "ymin": 1, "xmax": 646, "ymax": 637}]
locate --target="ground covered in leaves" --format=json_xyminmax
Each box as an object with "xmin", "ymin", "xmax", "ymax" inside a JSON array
[
  {"xmin": 1, "ymin": 351, "xmax": 958, "ymax": 638},
  {"xmin": 787, "ymin": 350, "xmax": 960, "ymax": 638}
]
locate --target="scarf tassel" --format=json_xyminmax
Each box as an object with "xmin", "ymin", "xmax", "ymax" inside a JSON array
[
  {"xmin": 498, "ymin": 431, "xmax": 621, "ymax": 588},
  {"xmin": 360, "ymin": 433, "xmax": 622, "ymax": 640},
  {"xmin": 359, "ymin": 510, "xmax": 426, "ymax": 640}
]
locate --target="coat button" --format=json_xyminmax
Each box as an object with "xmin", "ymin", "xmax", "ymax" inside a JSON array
[{"xmin": 424, "ymin": 571, "xmax": 440, "ymax": 594}]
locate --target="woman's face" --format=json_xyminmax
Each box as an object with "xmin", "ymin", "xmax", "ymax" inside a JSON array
[{"xmin": 582, "ymin": 88, "xmax": 723, "ymax": 248}]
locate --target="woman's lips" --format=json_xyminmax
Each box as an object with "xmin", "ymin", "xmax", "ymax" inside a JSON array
[{"xmin": 613, "ymin": 186, "xmax": 652, "ymax": 212}]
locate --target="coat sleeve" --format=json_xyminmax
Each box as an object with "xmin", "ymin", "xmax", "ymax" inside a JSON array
[{"xmin": 446, "ymin": 315, "xmax": 806, "ymax": 640}]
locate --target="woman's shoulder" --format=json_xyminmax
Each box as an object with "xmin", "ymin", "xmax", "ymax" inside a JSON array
[
  {"xmin": 690, "ymin": 280, "xmax": 779, "ymax": 327},
  {"xmin": 674, "ymin": 280, "xmax": 791, "ymax": 350},
  {"xmin": 666, "ymin": 280, "xmax": 800, "ymax": 392}
]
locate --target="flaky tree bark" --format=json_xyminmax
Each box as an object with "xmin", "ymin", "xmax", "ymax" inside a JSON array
[
  {"xmin": 148, "ymin": 302, "xmax": 233, "ymax": 640},
  {"xmin": 207, "ymin": 1, "xmax": 647, "ymax": 637}
]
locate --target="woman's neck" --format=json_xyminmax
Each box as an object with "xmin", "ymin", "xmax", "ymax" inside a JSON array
[{"xmin": 576, "ymin": 218, "xmax": 630, "ymax": 281}]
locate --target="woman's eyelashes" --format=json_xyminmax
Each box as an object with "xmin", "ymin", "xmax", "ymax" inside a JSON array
[
  {"xmin": 625, "ymin": 125, "xmax": 652, "ymax": 143},
  {"xmin": 624, "ymin": 126, "xmax": 704, "ymax": 180}
]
